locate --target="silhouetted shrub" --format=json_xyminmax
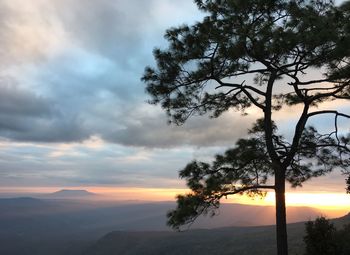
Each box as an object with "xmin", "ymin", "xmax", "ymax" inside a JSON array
[{"xmin": 304, "ymin": 217, "xmax": 350, "ymax": 255}]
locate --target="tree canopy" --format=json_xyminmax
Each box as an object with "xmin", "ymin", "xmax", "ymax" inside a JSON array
[
  {"xmin": 142, "ymin": 0, "xmax": 350, "ymax": 254},
  {"xmin": 144, "ymin": 0, "xmax": 350, "ymax": 123}
]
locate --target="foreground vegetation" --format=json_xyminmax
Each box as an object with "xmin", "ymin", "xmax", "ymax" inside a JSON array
[{"xmin": 304, "ymin": 217, "xmax": 350, "ymax": 255}]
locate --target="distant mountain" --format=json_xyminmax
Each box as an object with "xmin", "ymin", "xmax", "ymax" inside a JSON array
[
  {"xmin": 0, "ymin": 197, "xmax": 45, "ymax": 206},
  {"xmin": 83, "ymin": 214, "xmax": 350, "ymax": 255},
  {"xmin": 42, "ymin": 189, "xmax": 98, "ymax": 199},
  {"xmin": 334, "ymin": 212, "xmax": 350, "ymax": 228},
  {"xmin": 0, "ymin": 197, "xmax": 52, "ymax": 218}
]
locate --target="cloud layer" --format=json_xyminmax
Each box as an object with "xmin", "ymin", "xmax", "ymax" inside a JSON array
[
  {"xmin": 0, "ymin": 0, "xmax": 348, "ymax": 191},
  {"xmin": 0, "ymin": 0, "xmax": 254, "ymax": 147}
]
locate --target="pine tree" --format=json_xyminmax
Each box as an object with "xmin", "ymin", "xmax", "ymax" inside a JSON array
[{"xmin": 143, "ymin": 1, "xmax": 350, "ymax": 254}]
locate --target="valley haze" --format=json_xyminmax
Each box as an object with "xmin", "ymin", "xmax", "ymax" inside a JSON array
[{"xmin": 0, "ymin": 189, "xmax": 349, "ymax": 255}]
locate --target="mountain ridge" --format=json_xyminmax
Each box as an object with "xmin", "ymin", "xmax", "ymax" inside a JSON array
[{"xmin": 83, "ymin": 213, "xmax": 350, "ymax": 255}]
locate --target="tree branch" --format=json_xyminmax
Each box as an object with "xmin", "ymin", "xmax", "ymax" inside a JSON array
[
  {"xmin": 213, "ymin": 78, "xmax": 265, "ymax": 109},
  {"xmin": 283, "ymin": 102, "xmax": 310, "ymax": 167},
  {"xmin": 217, "ymin": 185, "xmax": 275, "ymax": 199},
  {"xmin": 307, "ymin": 110, "xmax": 350, "ymax": 119},
  {"xmin": 264, "ymin": 71, "xmax": 280, "ymax": 163}
]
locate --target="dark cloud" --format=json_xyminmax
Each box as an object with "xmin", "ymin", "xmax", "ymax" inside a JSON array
[
  {"xmin": 0, "ymin": 78, "xmax": 52, "ymax": 117},
  {"xmin": 105, "ymin": 108, "xmax": 255, "ymax": 148},
  {"xmin": 5, "ymin": 117, "xmax": 89, "ymax": 143},
  {"xmin": 0, "ymin": 77, "xmax": 90, "ymax": 142}
]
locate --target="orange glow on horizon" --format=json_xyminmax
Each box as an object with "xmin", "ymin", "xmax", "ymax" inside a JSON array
[
  {"xmin": 1, "ymin": 187, "xmax": 349, "ymax": 212},
  {"xmin": 224, "ymin": 192, "xmax": 350, "ymax": 209}
]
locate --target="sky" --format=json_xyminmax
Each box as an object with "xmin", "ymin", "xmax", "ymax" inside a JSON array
[{"xmin": 0, "ymin": 0, "xmax": 349, "ymax": 207}]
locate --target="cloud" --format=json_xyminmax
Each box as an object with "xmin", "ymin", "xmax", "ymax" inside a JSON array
[
  {"xmin": 49, "ymin": 0, "xmax": 201, "ymax": 60},
  {"xmin": 0, "ymin": 137, "xmax": 347, "ymax": 192},
  {"xmin": 0, "ymin": 0, "xmax": 68, "ymax": 67},
  {"xmin": 105, "ymin": 107, "xmax": 255, "ymax": 148},
  {"xmin": 50, "ymin": 0, "xmax": 150, "ymax": 61},
  {"xmin": 0, "ymin": 0, "xmax": 219, "ymax": 147},
  {"xmin": 0, "ymin": 139, "xmax": 195, "ymax": 187},
  {"xmin": 0, "ymin": 77, "xmax": 52, "ymax": 118},
  {"xmin": 0, "ymin": 76, "xmax": 90, "ymax": 142}
]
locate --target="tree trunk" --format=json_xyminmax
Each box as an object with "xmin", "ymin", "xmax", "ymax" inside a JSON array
[{"xmin": 275, "ymin": 171, "xmax": 288, "ymax": 255}]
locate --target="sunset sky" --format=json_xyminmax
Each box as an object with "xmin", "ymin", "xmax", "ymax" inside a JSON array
[{"xmin": 0, "ymin": 0, "xmax": 349, "ymax": 210}]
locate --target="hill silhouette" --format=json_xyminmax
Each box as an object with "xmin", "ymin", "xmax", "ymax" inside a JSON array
[{"xmin": 83, "ymin": 214, "xmax": 350, "ymax": 255}]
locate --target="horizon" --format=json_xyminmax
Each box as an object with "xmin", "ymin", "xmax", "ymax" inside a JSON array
[{"xmin": 1, "ymin": 186, "xmax": 349, "ymax": 215}]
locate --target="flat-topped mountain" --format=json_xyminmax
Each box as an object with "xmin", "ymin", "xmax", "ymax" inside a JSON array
[{"xmin": 43, "ymin": 189, "xmax": 98, "ymax": 199}]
